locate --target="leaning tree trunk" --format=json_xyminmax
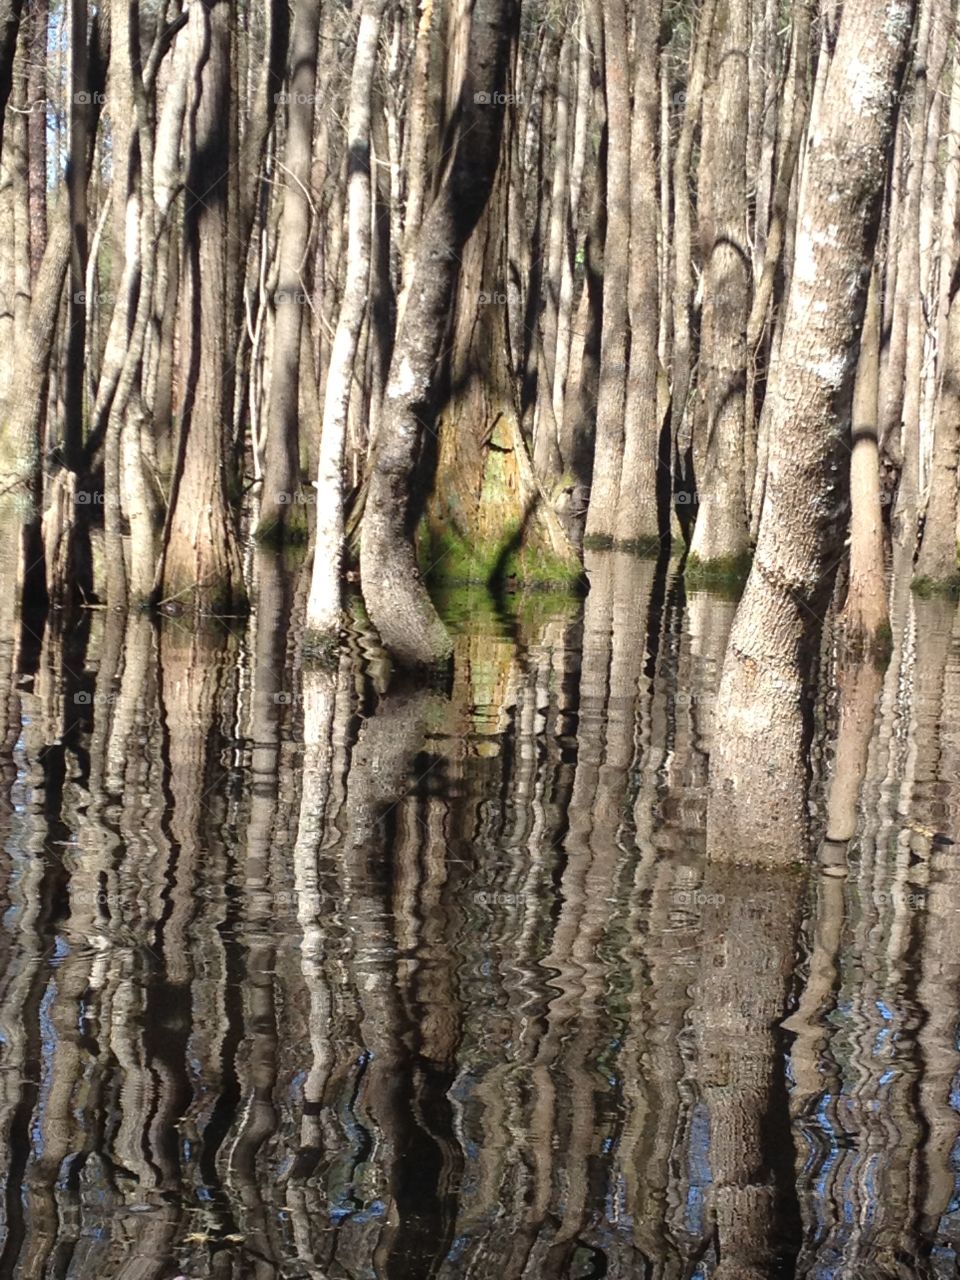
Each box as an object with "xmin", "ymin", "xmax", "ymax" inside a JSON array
[
  {"xmin": 707, "ymin": 0, "xmax": 915, "ymax": 864},
  {"xmin": 305, "ymin": 0, "xmax": 385, "ymax": 642},
  {"xmin": 359, "ymin": 0, "xmax": 518, "ymax": 668},
  {"xmin": 689, "ymin": 0, "xmax": 751, "ymax": 570},
  {"xmin": 159, "ymin": 0, "xmax": 245, "ymax": 613},
  {"xmin": 255, "ymin": 0, "xmax": 321, "ymax": 542}
]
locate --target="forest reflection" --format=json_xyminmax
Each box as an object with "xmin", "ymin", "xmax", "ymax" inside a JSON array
[{"xmin": 0, "ymin": 550, "xmax": 958, "ymax": 1279}]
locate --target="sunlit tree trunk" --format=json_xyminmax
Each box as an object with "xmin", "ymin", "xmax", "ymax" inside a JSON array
[
  {"xmin": 256, "ymin": 0, "xmax": 321, "ymax": 542},
  {"xmin": 914, "ymin": 277, "xmax": 960, "ymax": 587},
  {"xmin": 583, "ymin": 0, "xmax": 630, "ymax": 545},
  {"xmin": 707, "ymin": 0, "xmax": 915, "ymax": 864},
  {"xmin": 360, "ymin": 0, "xmax": 517, "ymax": 667},
  {"xmin": 305, "ymin": 0, "xmax": 385, "ymax": 642},
  {"xmin": 689, "ymin": 0, "xmax": 751, "ymax": 568},
  {"xmin": 839, "ymin": 269, "xmax": 890, "ymax": 649},
  {"xmin": 614, "ymin": 0, "xmax": 662, "ymax": 550}
]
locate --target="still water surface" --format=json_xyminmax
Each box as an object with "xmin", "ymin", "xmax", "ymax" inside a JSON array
[{"xmin": 0, "ymin": 551, "xmax": 958, "ymax": 1278}]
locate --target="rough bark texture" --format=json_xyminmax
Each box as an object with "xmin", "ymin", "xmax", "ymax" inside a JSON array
[
  {"xmin": 359, "ymin": 0, "xmax": 517, "ymax": 667},
  {"xmin": 689, "ymin": 0, "xmax": 751, "ymax": 566},
  {"xmin": 159, "ymin": 0, "xmax": 245, "ymax": 613},
  {"xmin": 614, "ymin": 0, "xmax": 662, "ymax": 549},
  {"xmin": 0, "ymin": 0, "xmax": 24, "ymax": 158},
  {"xmin": 707, "ymin": 0, "xmax": 914, "ymax": 864},
  {"xmin": 914, "ymin": 279, "xmax": 960, "ymax": 586}
]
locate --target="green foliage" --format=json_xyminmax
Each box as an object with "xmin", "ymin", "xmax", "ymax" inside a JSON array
[{"xmin": 912, "ymin": 571, "xmax": 960, "ymax": 598}]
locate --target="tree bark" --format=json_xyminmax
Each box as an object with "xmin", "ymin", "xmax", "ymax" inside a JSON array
[
  {"xmin": 914, "ymin": 275, "xmax": 960, "ymax": 587},
  {"xmin": 359, "ymin": 0, "xmax": 517, "ymax": 667},
  {"xmin": 158, "ymin": 0, "xmax": 245, "ymax": 613},
  {"xmin": 838, "ymin": 268, "xmax": 890, "ymax": 649},
  {"xmin": 255, "ymin": 0, "xmax": 321, "ymax": 541},
  {"xmin": 305, "ymin": 0, "xmax": 384, "ymax": 640},
  {"xmin": 583, "ymin": 0, "xmax": 631, "ymax": 545},
  {"xmin": 707, "ymin": 0, "xmax": 915, "ymax": 864},
  {"xmin": 614, "ymin": 0, "xmax": 663, "ymax": 550},
  {"xmin": 689, "ymin": 0, "xmax": 752, "ymax": 567}
]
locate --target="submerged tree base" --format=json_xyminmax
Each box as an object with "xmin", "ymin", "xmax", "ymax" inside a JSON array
[
  {"xmin": 419, "ymin": 519, "xmax": 585, "ymax": 594},
  {"xmin": 684, "ymin": 550, "xmax": 753, "ymax": 595}
]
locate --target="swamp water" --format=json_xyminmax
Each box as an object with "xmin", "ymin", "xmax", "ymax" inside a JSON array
[{"xmin": 0, "ymin": 550, "xmax": 958, "ymax": 1279}]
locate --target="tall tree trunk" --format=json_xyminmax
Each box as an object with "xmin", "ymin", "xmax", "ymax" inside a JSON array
[
  {"xmin": 583, "ymin": 0, "xmax": 630, "ymax": 545},
  {"xmin": 159, "ymin": 0, "xmax": 245, "ymax": 613},
  {"xmin": 255, "ymin": 0, "xmax": 321, "ymax": 541},
  {"xmin": 689, "ymin": 0, "xmax": 751, "ymax": 568},
  {"xmin": 614, "ymin": 0, "xmax": 663, "ymax": 550},
  {"xmin": 304, "ymin": 0, "xmax": 384, "ymax": 640},
  {"xmin": 26, "ymin": 0, "xmax": 47, "ymax": 279},
  {"xmin": 707, "ymin": 0, "xmax": 915, "ymax": 864},
  {"xmin": 359, "ymin": 0, "xmax": 518, "ymax": 667},
  {"xmin": 64, "ymin": 0, "xmax": 88, "ymax": 471}
]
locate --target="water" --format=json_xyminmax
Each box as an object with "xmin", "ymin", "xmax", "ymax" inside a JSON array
[{"xmin": 0, "ymin": 550, "xmax": 958, "ymax": 1278}]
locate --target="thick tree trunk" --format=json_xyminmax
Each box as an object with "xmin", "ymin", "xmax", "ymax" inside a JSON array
[
  {"xmin": 707, "ymin": 0, "xmax": 914, "ymax": 864},
  {"xmin": 359, "ymin": 0, "xmax": 517, "ymax": 667},
  {"xmin": 304, "ymin": 0, "xmax": 384, "ymax": 640},
  {"xmin": 689, "ymin": 0, "xmax": 751, "ymax": 568},
  {"xmin": 256, "ymin": 0, "xmax": 321, "ymax": 541},
  {"xmin": 159, "ymin": 0, "xmax": 245, "ymax": 613}
]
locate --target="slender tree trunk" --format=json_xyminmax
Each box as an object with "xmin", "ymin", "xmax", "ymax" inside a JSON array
[
  {"xmin": 839, "ymin": 268, "xmax": 891, "ymax": 649},
  {"xmin": 670, "ymin": 0, "xmax": 718, "ymax": 471},
  {"xmin": 359, "ymin": 0, "xmax": 517, "ymax": 667},
  {"xmin": 614, "ymin": 0, "xmax": 662, "ymax": 550},
  {"xmin": 256, "ymin": 0, "xmax": 321, "ymax": 541},
  {"xmin": 26, "ymin": 0, "xmax": 47, "ymax": 279},
  {"xmin": 707, "ymin": 0, "xmax": 915, "ymax": 864},
  {"xmin": 64, "ymin": 0, "xmax": 88, "ymax": 471},
  {"xmin": 305, "ymin": 0, "xmax": 385, "ymax": 641}
]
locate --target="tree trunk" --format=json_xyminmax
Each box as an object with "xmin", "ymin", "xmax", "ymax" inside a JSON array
[
  {"xmin": 914, "ymin": 276, "xmax": 960, "ymax": 587},
  {"xmin": 159, "ymin": 0, "xmax": 245, "ymax": 613},
  {"xmin": 839, "ymin": 268, "xmax": 890, "ymax": 649},
  {"xmin": 0, "ymin": 0, "xmax": 25, "ymax": 157},
  {"xmin": 359, "ymin": 0, "xmax": 518, "ymax": 667},
  {"xmin": 689, "ymin": 0, "xmax": 751, "ymax": 568},
  {"xmin": 304, "ymin": 0, "xmax": 384, "ymax": 640},
  {"xmin": 614, "ymin": 0, "xmax": 663, "ymax": 550},
  {"xmin": 255, "ymin": 0, "xmax": 321, "ymax": 542},
  {"xmin": 583, "ymin": 0, "xmax": 630, "ymax": 545},
  {"xmin": 707, "ymin": 0, "xmax": 915, "ymax": 864}
]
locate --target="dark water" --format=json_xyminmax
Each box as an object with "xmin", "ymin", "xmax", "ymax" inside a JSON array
[{"xmin": 0, "ymin": 550, "xmax": 958, "ymax": 1279}]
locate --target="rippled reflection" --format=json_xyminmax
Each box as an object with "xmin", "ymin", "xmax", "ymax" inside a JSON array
[{"xmin": 0, "ymin": 551, "xmax": 958, "ymax": 1278}]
